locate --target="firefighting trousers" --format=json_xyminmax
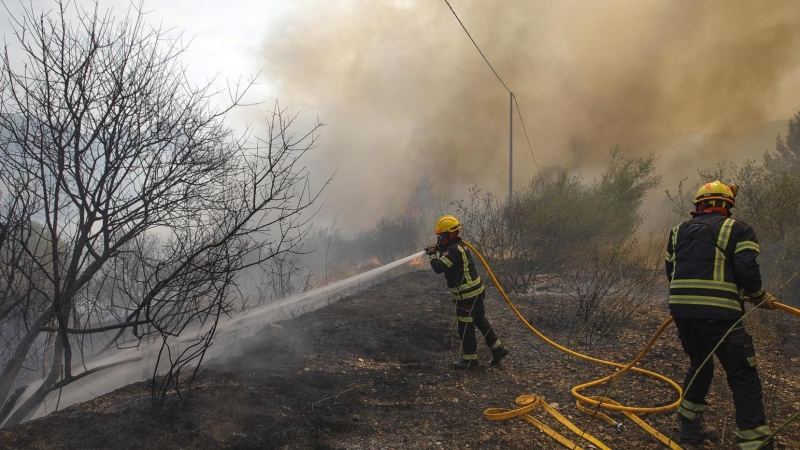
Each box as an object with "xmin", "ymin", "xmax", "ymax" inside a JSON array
[
  {"xmin": 673, "ymin": 317, "xmax": 771, "ymax": 447},
  {"xmin": 455, "ymin": 292, "xmax": 501, "ymax": 361}
]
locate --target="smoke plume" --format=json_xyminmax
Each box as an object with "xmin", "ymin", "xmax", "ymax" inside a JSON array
[{"xmin": 260, "ymin": 0, "xmax": 800, "ymax": 227}]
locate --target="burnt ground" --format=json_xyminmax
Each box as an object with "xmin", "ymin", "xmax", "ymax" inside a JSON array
[{"xmin": 2, "ymin": 269, "xmax": 800, "ymax": 450}]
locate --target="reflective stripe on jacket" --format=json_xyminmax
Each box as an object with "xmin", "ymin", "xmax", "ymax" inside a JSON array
[
  {"xmin": 429, "ymin": 239, "xmax": 485, "ymax": 301},
  {"xmin": 665, "ymin": 212, "xmax": 764, "ymax": 320}
]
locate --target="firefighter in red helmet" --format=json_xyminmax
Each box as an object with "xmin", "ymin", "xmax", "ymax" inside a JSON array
[
  {"xmin": 427, "ymin": 215, "xmax": 509, "ymax": 370},
  {"xmin": 665, "ymin": 180, "xmax": 776, "ymax": 449}
]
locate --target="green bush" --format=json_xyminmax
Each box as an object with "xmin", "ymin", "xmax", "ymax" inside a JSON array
[{"xmin": 454, "ymin": 147, "xmax": 659, "ymax": 295}]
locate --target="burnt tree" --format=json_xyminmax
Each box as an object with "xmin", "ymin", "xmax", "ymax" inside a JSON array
[{"xmin": 0, "ymin": 0, "xmax": 323, "ymax": 425}]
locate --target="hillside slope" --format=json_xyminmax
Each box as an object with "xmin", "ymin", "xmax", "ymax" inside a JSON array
[{"xmin": 1, "ymin": 270, "xmax": 798, "ymax": 449}]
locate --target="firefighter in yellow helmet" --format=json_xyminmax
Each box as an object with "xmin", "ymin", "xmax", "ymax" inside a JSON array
[
  {"xmin": 426, "ymin": 215, "xmax": 509, "ymax": 370},
  {"xmin": 665, "ymin": 180, "xmax": 776, "ymax": 449}
]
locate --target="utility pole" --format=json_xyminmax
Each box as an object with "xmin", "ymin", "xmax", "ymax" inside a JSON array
[{"xmin": 509, "ymin": 91, "xmax": 513, "ymax": 204}]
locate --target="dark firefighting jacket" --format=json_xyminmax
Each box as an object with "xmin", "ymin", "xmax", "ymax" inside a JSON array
[
  {"xmin": 665, "ymin": 211, "xmax": 764, "ymax": 320},
  {"xmin": 429, "ymin": 238, "xmax": 485, "ymax": 302}
]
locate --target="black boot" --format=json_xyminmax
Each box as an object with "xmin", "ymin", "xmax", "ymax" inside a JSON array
[
  {"xmin": 679, "ymin": 414, "xmax": 719, "ymax": 445},
  {"xmin": 490, "ymin": 346, "xmax": 509, "ymax": 365},
  {"xmin": 453, "ymin": 359, "xmax": 479, "ymax": 370}
]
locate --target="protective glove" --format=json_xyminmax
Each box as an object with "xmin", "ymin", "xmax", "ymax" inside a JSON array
[
  {"xmin": 425, "ymin": 244, "xmax": 438, "ymax": 256},
  {"xmin": 747, "ymin": 291, "xmax": 778, "ymax": 310}
]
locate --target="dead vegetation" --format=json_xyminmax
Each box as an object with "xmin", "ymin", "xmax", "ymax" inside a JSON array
[{"xmin": 1, "ymin": 270, "xmax": 798, "ymax": 450}]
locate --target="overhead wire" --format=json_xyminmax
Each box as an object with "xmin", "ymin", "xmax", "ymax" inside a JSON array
[
  {"xmin": 443, "ymin": 0, "xmax": 510, "ymax": 93},
  {"xmin": 442, "ymin": 0, "xmax": 541, "ymax": 175},
  {"xmin": 513, "ymin": 95, "xmax": 541, "ymax": 175}
]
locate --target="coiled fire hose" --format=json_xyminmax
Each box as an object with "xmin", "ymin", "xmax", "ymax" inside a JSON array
[{"xmin": 462, "ymin": 240, "xmax": 800, "ymax": 450}]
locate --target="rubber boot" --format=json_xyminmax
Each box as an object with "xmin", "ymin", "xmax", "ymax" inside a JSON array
[
  {"xmin": 490, "ymin": 346, "xmax": 509, "ymax": 365},
  {"xmin": 679, "ymin": 414, "xmax": 719, "ymax": 445},
  {"xmin": 452, "ymin": 359, "xmax": 478, "ymax": 371},
  {"xmin": 737, "ymin": 437, "xmax": 774, "ymax": 450}
]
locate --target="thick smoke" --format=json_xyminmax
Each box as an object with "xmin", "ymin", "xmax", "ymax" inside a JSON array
[{"xmin": 260, "ymin": 0, "xmax": 800, "ymax": 227}]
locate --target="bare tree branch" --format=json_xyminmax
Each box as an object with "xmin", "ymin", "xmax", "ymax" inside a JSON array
[{"xmin": 0, "ymin": 0, "xmax": 324, "ymax": 425}]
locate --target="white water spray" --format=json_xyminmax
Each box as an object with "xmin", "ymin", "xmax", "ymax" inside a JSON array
[{"xmin": 4, "ymin": 251, "xmax": 425, "ymax": 425}]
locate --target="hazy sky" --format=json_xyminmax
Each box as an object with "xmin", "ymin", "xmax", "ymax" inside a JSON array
[
  {"xmin": 259, "ymin": 0, "xmax": 800, "ymax": 228},
  {"xmin": 5, "ymin": 0, "xmax": 800, "ymax": 229}
]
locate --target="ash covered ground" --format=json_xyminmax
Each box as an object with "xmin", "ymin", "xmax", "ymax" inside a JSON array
[{"xmin": 1, "ymin": 270, "xmax": 799, "ymax": 449}]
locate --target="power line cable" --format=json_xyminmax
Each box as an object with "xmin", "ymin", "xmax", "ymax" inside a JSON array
[
  {"xmin": 443, "ymin": 0, "xmax": 510, "ymax": 93},
  {"xmin": 513, "ymin": 95, "xmax": 541, "ymax": 175},
  {"xmin": 443, "ymin": 0, "xmax": 541, "ymax": 174}
]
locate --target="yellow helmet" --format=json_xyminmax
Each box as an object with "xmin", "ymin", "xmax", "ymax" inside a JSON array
[
  {"xmin": 434, "ymin": 215, "xmax": 461, "ymax": 234},
  {"xmin": 693, "ymin": 180, "xmax": 736, "ymax": 207}
]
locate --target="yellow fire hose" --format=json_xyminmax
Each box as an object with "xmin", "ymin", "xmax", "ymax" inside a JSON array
[{"xmin": 462, "ymin": 240, "xmax": 800, "ymax": 450}]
